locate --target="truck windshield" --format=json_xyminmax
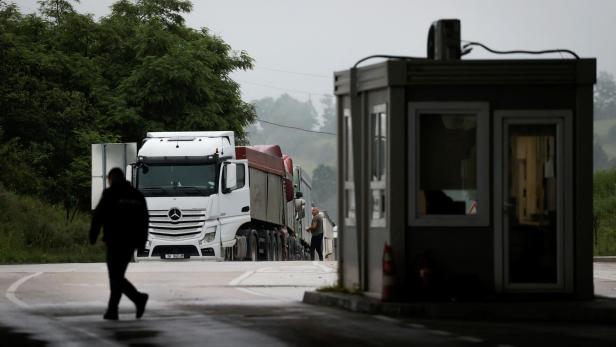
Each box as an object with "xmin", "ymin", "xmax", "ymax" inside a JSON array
[{"xmin": 137, "ymin": 163, "xmax": 218, "ymax": 197}]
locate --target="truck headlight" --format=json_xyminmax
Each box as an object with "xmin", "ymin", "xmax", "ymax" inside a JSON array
[{"xmin": 200, "ymin": 227, "xmax": 217, "ymax": 245}]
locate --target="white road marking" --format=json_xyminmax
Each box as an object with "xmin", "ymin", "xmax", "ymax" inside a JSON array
[
  {"xmin": 229, "ymin": 270, "xmax": 255, "ymax": 286},
  {"xmin": 229, "ymin": 270, "xmax": 288, "ymax": 300},
  {"xmin": 6, "ymin": 272, "xmax": 43, "ymax": 308},
  {"xmin": 458, "ymin": 336, "xmax": 484, "ymax": 343},
  {"xmin": 312, "ymin": 261, "xmax": 335, "ymax": 273},
  {"xmin": 235, "ymin": 287, "xmax": 277, "ymax": 298},
  {"xmin": 406, "ymin": 323, "xmax": 426, "ymax": 329}
]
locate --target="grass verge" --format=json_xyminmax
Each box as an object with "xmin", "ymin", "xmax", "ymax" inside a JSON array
[{"xmin": 0, "ymin": 186, "xmax": 105, "ymax": 263}]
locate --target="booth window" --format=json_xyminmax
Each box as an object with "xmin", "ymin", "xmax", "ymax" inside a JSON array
[
  {"xmin": 370, "ymin": 104, "xmax": 387, "ymax": 227},
  {"xmin": 343, "ymin": 108, "xmax": 356, "ymax": 225},
  {"xmin": 409, "ymin": 103, "xmax": 489, "ymax": 226}
]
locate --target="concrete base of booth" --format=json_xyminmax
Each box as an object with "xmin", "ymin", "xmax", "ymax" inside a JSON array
[{"xmin": 303, "ymin": 291, "xmax": 616, "ymax": 324}]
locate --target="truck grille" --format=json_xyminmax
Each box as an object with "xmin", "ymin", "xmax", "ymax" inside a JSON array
[{"xmin": 148, "ymin": 209, "xmax": 205, "ymax": 237}]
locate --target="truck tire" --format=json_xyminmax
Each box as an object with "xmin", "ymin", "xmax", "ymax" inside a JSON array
[
  {"xmin": 247, "ymin": 233, "xmax": 258, "ymax": 261},
  {"xmin": 265, "ymin": 232, "xmax": 273, "ymax": 261},
  {"xmin": 294, "ymin": 240, "xmax": 301, "ymax": 260},
  {"xmin": 272, "ymin": 235, "xmax": 278, "ymax": 261},
  {"xmin": 293, "ymin": 242, "xmax": 300, "ymax": 260},
  {"xmin": 287, "ymin": 237, "xmax": 295, "ymax": 261},
  {"xmin": 261, "ymin": 234, "xmax": 272, "ymax": 261},
  {"xmin": 276, "ymin": 235, "xmax": 283, "ymax": 261}
]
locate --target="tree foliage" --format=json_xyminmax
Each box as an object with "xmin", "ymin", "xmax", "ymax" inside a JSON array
[
  {"xmin": 248, "ymin": 94, "xmax": 336, "ymax": 173},
  {"xmin": 595, "ymin": 71, "xmax": 616, "ymax": 120},
  {"xmin": 0, "ymin": 0, "xmax": 255, "ymax": 213},
  {"xmin": 311, "ymin": 164, "xmax": 337, "ymax": 220},
  {"xmin": 247, "ymin": 94, "xmax": 337, "ymax": 221},
  {"xmin": 320, "ymin": 95, "xmax": 336, "ymax": 134}
]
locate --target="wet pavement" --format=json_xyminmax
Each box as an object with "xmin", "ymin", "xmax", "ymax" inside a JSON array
[{"xmin": 1, "ymin": 261, "xmax": 616, "ymax": 346}]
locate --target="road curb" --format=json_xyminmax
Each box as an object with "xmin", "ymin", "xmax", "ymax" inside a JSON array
[
  {"xmin": 303, "ymin": 291, "xmax": 616, "ymax": 324},
  {"xmin": 594, "ymin": 256, "xmax": 616, "ymax": 263}
]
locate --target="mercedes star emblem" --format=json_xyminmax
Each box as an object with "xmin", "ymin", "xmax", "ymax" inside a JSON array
[{"xmin": 168, "ymin": 208, "xmax": 182, "ymax": 221}]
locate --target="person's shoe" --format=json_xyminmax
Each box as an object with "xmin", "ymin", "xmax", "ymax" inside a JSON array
[
  {"xmin": 103, "ymin": 310, "xmax": 119, "ymax": 320},
  {"xmin": 136, "ymin": 293, "xmax": 148, "ymax": 319}
]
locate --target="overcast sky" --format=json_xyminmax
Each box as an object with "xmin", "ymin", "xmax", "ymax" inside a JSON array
[{"xmin": 15, "ymin": 0, "xmax": 616, "ymax": 108}]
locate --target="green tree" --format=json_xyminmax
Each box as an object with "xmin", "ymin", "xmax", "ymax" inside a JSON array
[
  {"xmin": 312, "ymin": 164, "xmax": 337, "ymax": 222},
  {"xmin": 320, "ymin": 95, "xmax": 336, "ymax": 134},
  {"xmin": 247, "ymin": 94, "xmax": 335, "ymax": 174},
  {"xmin": 594, "ymin": 141, "xmax": 610, "ymax": 172},
  {"xmin": 595, "ymin": 71, "xmax": 616, "ymax": 120},
  {"xmin": 0, "ymin": 0, "xmax": 256, "ymax": 215}
]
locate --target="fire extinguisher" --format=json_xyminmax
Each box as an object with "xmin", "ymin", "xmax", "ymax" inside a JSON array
[{"xmin": 382, "ymin": 243, "xmax": 395, "ymax": 302}]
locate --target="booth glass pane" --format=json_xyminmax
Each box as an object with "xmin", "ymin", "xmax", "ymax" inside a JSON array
[
  {"xmin": 371, "ymin": 112, "xmax": 387, "ymax": 182},
  {"xmin": 346, "ymin": 189, "xmax": 356, "ymax": 221},
  {"xmin": 344, "ymin": 111, "xmax": 353, "ymax": 182},
  {"xmin": 418, "ymin": 114, "xmax": 477, "ymax": 216},
  {"xmin": 370, "ymin": 107, "xmax": 387, "ymax": 225},
  {"xmin": 507, "ymin": 124, "xmax": 558, "ymax": 284}
]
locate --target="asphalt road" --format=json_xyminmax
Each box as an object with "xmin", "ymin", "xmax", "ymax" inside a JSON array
[{"xmin": 1, "ymin": 260, "xmax": 616, "ymax": 346}]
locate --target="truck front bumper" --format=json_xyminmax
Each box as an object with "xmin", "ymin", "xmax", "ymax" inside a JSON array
[{"xmin": 135, "ymin": 238, "xmax": 221, "ymax": 261}]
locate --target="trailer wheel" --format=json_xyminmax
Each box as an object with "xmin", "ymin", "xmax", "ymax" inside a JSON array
[
  {"xmin": 293, "ymin": 242, "xmax": 301, "ymax": 260},
  {"xmin": 276, "ymin": 235, "xmax": 283, "ymax": 261},
  {"xmin": 265, "ymin": 232, "xmax": 273, "ymax": 261},
  {"xmin": 272, "ymin": 235, "xmax": 278, "ymax": 261},
  {"xmin": 248, "ymin": 233, "xmax": 257, "ymax": 261},
  {"xmin": 261, "ymin": 234, "xmax": 272, "ymax": 261},
  {"xmin": 287, "ymin": 237, "xmax": 295, "ymax": 261}
]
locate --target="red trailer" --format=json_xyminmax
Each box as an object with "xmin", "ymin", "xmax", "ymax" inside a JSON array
[{"xmin": 234, "ymin": 146, "xmax": 305, "ymax": 260}]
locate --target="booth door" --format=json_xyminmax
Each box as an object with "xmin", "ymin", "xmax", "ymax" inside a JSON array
[{"xmin": 495, "ymin": 112, "xmax": 572, "ymax": 292}]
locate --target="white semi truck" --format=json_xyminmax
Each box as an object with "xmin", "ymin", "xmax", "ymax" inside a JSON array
[{"xmin": 91, "ymin": 131, "xmax": 313, "ymax": 261}]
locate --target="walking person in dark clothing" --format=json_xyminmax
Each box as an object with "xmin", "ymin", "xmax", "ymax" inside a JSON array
[
  {"xmin": 90, "ymin": 167, "xmax": 149, "ymax": 320},
  {"xmin": 306, "ymin": 207, "xmax": 324, "ymax": 261}
]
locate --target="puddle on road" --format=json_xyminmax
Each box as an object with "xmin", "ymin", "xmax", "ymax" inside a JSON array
[
  {"xmin": 102, "ymin": 326, "xmax": 161, "ymax": 347},
  {"xmin": 0, "ymin": 325, "xmax": 48, "ymax": 347}
]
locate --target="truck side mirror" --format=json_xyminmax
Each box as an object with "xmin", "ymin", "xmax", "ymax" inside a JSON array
[
  {"xmin": 295, "ymin": 198, "xmax": 306, "ymax": 219},
  {"xmin": 223, "ymin": 163, "xmax": 237, "ymax": 193},
  {"xmin": 126, "ymin": 164, "xmax": 134, "ymax": 187}
]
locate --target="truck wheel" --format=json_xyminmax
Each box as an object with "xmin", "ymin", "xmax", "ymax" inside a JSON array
[
  {"xmin": 266, "ymin": 232, "xmax": 273, "ymax": 261},
  {"xmin": 277, "ymin": 235, "xmax": 283, "ymax": 261},
  {"xmin": 294, "ymin": 243, "xmax": 301, "ymax": 260},
  {"xmin": 261, "ymin": 233, "xmax": 268, "ymax": 261},
  {"xmin": 287, "ymin": 237, "xmax": 295, "ymax": 261},
  {"xmin": 248, "ymin": 234, "xmax": 257, "ymax": 261},
  {"xmin": 272, "ymin": 235, "xmax": 278, "ymax": 261}
]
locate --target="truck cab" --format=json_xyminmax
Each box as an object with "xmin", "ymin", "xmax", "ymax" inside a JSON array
[{"xmin": 135, "ymin": 131, "xmax": 250, "ymax": 260}]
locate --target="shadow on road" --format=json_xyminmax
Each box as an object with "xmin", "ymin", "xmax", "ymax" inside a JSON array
[
  {"xmin": 102, "ymin": 325, "xmax": 161, "ymax": 347},
  {"xmin": 0, "ymin": 324, "xmax": 48, "ymax": 347}
]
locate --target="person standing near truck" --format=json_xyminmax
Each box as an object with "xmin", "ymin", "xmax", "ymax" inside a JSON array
[
  {"xmin": 306, "ymin": 207, "xmax": 324, "ymax": 261},
  {"xmin": 90, "ymin": 168, "xmax": 149, "ymax": 320}
]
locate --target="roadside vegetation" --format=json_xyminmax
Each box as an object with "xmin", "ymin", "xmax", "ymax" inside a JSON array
[
  {"xmin": 0, "ymin": 0, "xmax": 255, "ymax": 263},
  {"xmin": 247, "ymin": 94, "xmax": 338, "ymax": 219},
  {"xmin": 594, "ymin": 169, "xmax": 616, "ymax": 256},
  {"xmin": 0, "ymin": 185, "xmax": 105, "ymax": 263}
]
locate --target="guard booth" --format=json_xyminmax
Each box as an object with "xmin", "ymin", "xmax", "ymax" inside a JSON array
[{"xmin": 335, "ymin": 21, "xmax": 596, "ymax": 300}]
